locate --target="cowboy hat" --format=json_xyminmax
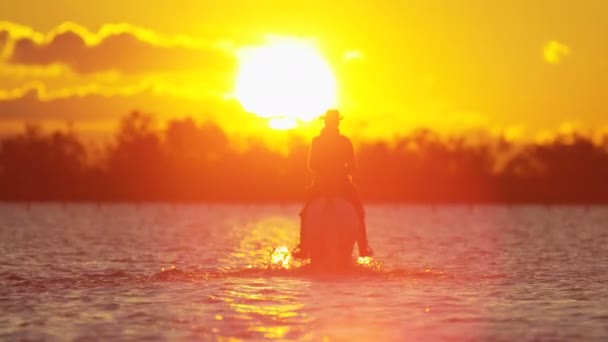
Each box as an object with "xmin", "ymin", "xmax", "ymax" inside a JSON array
[{"xmin": 321, "ymin": 109, "xmax": 343, "ymax": 121}]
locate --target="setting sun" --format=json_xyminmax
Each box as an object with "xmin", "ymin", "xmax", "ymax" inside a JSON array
[
  {"xmin": 2, "ymin": 3, "xmax": 608, "ymax": 341},
  {"xmin": 235, "ymin": 38, "xmax": 337, "ymax": 129}
]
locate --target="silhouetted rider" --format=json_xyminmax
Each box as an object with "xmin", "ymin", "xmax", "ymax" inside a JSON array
[{"xmin": 292, "ymin": 109, "xmax": 372, "ymax": 259}]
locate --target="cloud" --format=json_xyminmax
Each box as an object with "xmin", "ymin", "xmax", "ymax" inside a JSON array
[
  {"xmin": 0, "ymin": 83, "xmax": 154, "ymax": 122},
  {"xmin": 343, "ymin": 50, "xmax": 363, "ymax": 62},
  {"xmin": 0, "ymin": 81, "xmax": 151, "ymax": 102},
  {"xmin": 0, "ymin": 83, "xmax": 252, "ymax": 131},
  {"xmin": 543, "ymin": 40, "xmax": 570, "ymax": 64},
  {"xmin": 0, "ymin": 21, "xmax": 236, "ymax": 74}
]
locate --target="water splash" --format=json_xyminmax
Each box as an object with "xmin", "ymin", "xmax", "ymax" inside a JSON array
[
  {"xmin": 356, "ymin": 256, "xmax": 373, "ymax": 265},
  {"xmin": 270, "ymin": 246, "xmax": 292, "ymax": 269},
  {"xmin": 356, "ymin": 256, "xmax": 383, "ymax": 271},
  {"xmin": 268, "ymin": 246, "xmax": 385, "ymax": 272}
]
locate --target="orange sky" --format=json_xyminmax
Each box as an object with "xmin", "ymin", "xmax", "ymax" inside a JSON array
[{"xmin": 1, "ymin": 0, "xmax": 607, "ymax": 141}]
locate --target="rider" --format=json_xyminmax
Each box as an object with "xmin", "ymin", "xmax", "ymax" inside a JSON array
[{"xmin": 292, "ymin": 109, "xmax": 372, "ymax": 259}]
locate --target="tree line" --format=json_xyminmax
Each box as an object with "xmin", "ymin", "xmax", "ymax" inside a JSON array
[{"xmin": 1, "ymin": 111, "xmax": 607, "ymax": 203}]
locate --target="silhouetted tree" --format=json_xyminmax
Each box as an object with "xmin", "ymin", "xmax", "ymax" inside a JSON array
[
  {"xmin": 0, "ymin": 124, "xmax": 86, "ymax": 200},
  {"xmin": 1, "ymin": 112, "xmax": 608, "ymax": 203},
  {"xmin": 105, "ymin": 111, "xmax": 168, "ymax": 200}
]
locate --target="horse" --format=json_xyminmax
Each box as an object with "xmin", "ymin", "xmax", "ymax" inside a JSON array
[{"xmin": 300, "ymin": 196, "xmax": 360, "ymax": 271}]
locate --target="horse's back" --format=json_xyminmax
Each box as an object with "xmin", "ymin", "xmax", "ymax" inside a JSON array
[{"xmin": 302, "ymin": 197, "xmax": 359, "ymax": 270}]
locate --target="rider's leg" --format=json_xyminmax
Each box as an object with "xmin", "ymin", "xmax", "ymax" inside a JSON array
[
  {"xmin": 354, "ymin": 201, "xmax": 371, "ymax": 256},
  {"xmin": 293, "ymin": 182, "xmax": 317, "ymax": 259},
  {"xmin": 346, "ymin": 182, "xmax": 372, "ymax": 256}
]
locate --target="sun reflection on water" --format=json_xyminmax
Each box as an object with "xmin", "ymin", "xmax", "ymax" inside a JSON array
[
  {"xmin": 222, "ymin": 278, "xmax": 307, "ymax": 340},
  {"xmin": 251, "ymin": 325, "xmax": 291, "ymax": 339}
]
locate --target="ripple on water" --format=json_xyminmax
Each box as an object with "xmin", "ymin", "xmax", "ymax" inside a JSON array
[{"xmin": 1, "ymin": 204, "xmax": 608, "ymax": 341}]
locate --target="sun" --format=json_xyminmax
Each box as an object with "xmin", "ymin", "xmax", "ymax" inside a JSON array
[{"xmin": 235, "ymin": 38, "xmax": 337, "ymax": 129}]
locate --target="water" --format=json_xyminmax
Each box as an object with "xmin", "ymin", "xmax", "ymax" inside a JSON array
[{"xmin": 1, "ymin": 204, "xmax": 607, "ymax": 341}]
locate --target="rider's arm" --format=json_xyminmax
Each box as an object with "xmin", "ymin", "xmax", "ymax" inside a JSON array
[
  {"xmin": 345, "ymin": 138, "xmax": 356, "ymax": 174},
  {"xmin": 307, "ymin": 138, "xmax": 320, "ymax": 173}
]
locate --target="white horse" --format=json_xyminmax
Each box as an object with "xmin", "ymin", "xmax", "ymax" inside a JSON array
[{"xmin": 300, "ymin": 197, "xmax": 360, "ymax": 270}]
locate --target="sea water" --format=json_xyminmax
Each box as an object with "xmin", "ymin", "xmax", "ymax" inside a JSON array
[{"xmin": 1, "ymin": 204, "xmax": 607, "ymax": 341}]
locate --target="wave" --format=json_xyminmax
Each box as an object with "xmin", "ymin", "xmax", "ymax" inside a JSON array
[
  {"xmin": 1, "ymin": 251, "xmax": 506, "ymax": 291},
  {"xmin": 1, "ymin": 265, "xmax": 470, "ymax": 293}
]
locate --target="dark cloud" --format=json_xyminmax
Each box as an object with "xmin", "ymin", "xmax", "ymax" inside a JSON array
[
  {"xmin": 4, "ymin": 24, "xmax": 236, "ymax": 74},
  {"xmin": 0, "ymin": 85, "xmax": 248, "ymax": 126}
]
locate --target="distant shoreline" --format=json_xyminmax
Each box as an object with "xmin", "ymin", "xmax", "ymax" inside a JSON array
[{"xmin": 2, "ymin": 112, "xmax": 608, "ymax": 204}]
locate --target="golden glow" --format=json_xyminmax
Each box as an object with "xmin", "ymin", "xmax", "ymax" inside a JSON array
[
  {"xmin": 235, "ymin": 38, "xmax": 337, "ymax": 128},
  {"xmin": 0, "ymin": 20, "xmax": 209, "ymax": 49}
]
